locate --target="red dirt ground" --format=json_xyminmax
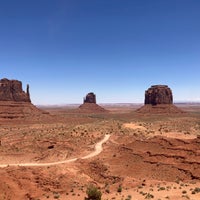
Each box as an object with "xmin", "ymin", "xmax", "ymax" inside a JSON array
[{"xmin": 0, "ymin": 104, "xmax": 199, "ymax": 200}]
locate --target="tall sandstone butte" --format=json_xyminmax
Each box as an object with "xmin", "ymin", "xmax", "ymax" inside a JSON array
[
  {"xmin": 145, "ymin": 85, "xmax": 173, "ymax": 105},
  {"xmin": 0, "ymin": 78, "xmax": 48, "ymax": 119},
  {"xmin": 83, "ymin": 92, "xmax": 96, "ymax": 104},
  {"xmin": 137, "ymin": 85, "xmax": 184, "ymax": 114},
  {"xmin": 0, "ymin": 78, "xmax": 30, "ymax": 102},
  {"xmin": 79, "ymin": 92, "xmax": 107, "ymax": 112}
]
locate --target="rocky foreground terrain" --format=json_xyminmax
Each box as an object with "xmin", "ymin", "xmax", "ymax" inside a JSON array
[
  {"xmin": 0, "ymin": 104, "xmax": 199, "ymax": 200},
  {"xmin": 0, "ymin": 81, "xmax": 199, "ymax": 199}
]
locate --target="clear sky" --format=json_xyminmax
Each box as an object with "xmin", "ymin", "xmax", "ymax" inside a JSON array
[{"xmin": 0, "ymin": 0, "xmax": 200, "ymax": 105}]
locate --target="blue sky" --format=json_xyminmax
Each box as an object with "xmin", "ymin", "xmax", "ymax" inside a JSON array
[{"xmin": 0, "ymin": 0, "xmax": 200, "ymax": 105}]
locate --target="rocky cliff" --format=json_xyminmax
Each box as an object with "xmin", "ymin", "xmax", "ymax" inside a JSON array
[
  {"xmin": 137, "ymin": 85, "xmax": 184, "ymax": 114},
  {"xmin": 145, "ymin": 85, "xmax": 173, "ymax": 105},
  {"xmin": 0, "ymin": 78, "xmax": 48, "ymax": 120},
  {"xmin": 0, "ymin": 78, "xmax": 30, "ymax": 102}
]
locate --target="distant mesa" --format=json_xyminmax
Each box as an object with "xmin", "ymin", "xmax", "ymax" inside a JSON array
[
  {"xmin": 79, "ymin": 92, "xmax": 107, "ymax": 113},
  {"xmin": 0, "ymin": 78, "xmax": 48, "ymax": 120},
  {"xmin": 137, "ymin": 85, "xmax": 184, "ymax": 114}
]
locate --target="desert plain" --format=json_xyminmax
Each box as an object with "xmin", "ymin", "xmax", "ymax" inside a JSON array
[{"xmin": 0, "ymin": 103, "xmax": 200, "ymax": 200}]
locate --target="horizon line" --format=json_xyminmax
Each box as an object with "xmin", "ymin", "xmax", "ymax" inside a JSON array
[{"xmin": 36, "ymin": 101, "xmax": 200, "ymax": 107}]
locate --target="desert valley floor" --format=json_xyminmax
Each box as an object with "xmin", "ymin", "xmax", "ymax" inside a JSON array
[{"xmin": 0, "ymin": 104, "xmax": 200, "ymax": 200}]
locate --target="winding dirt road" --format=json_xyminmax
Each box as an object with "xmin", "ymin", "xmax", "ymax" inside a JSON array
[{"xmin": 0, "ymin": 134, "xmax": 110, "ymax": 168}]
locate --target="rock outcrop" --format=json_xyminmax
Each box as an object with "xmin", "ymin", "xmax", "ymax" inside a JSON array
[
  {"xmin": 79, "ymin": 92, "xmax": 107, "ymax": 113},
  {"xmin": 145, "ymin": 85, "xmax": 173, "ymax": 105},
  {"xmin": 0, "ymin": 78, "xmax": 30, "ymax": 102},
  {"xmin": 0, "ymin": 78, "xmax": 48, "ymax": 120},
  {"xmin": 137, "ymin": 85, "xmax": 184, "ymax": 114},
  {"xmin": 84, "ymin": 92, "xmax": 96, "ymax": 104}
]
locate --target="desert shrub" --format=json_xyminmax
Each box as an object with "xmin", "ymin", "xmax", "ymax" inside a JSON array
[
  {"xmin": 158, "ymin": 187, "xmax": 165, "ymax": 191},
  {"xmin": 105, "ymin": 188, "xmax": 110, "ymax": 193},
  {"xmin": 125, "ymin": 195, "xmax": 132, "ymax": 200},
  {"xmin": 192, "ymin": 187, "xmax": 200, "ymax": 194},
  {"xmin": 117, "ymin": 185, "xmax": 122, "ymax": 193},
  {"xmin": 85, "ymin": 185, "xmax": 102, "ymax": 200},
  {"xmin": 194, "ymin": 187, "xmax": 200, "ymax": 193},
  {"xmin": 53, "ymin": 193, "xmax": 60, "ymax": 199},
  {"xmin": 145, "ymin": 193, "xmax": 154, "ymax": 199}
]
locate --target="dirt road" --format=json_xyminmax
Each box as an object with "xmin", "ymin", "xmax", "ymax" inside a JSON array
[{"xmin": 0, "ymin": 134, "xmax": 110, "ymax": 168}]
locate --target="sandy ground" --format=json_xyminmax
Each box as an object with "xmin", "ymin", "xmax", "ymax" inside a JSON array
[
  {"xmin": 39, "ymin": 181, "xmax": 200, "ymax": 200},
  {"xmin": 0, "ymin": 134, "xmax": 110, "ymax": 168},
  {"xmin": 123, "ymin": 122, "xmax": 197, "ymax": 139},
  {"xmin": 0, "ymin": 104, "xmax": 199, "ymax": 200}
]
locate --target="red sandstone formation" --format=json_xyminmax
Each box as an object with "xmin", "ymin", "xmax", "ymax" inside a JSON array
[
  {"xmin": 137, "ymin": 85, "xmax": 184, "ymax": 114},
  {"xmin": 0, "ymin": 78, "xmax": 48, "ymax": 120},
  {"xmin": 145, "ymin": 85, "xmax": 173, "ymax": 105},
  {"xmin": 79, "ymin": 92, "xmax": 107, "ymax": 113},
  {"xmin": 84, "ymin": 92, "xmax": 96, "ymax": 104},
  {"xmin": 0, "ymin": 78, "xmax": 30, "ymax": 102}
]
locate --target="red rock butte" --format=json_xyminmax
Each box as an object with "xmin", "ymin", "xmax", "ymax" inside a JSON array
[
  {"xmin": 84, "ymin": 92, "xmax": 96, "ymax": 104},
  {"xmin": 137, "ymin": 85, "xmax": 184, "ymax": 114},
  {"xmin": 0, "ymin": 78, "xmax": 47, "ymax": 120},
  {"xmin": 145, "ymin": 85, "xmax": 173, "ymax": 105},
  {"xmin": 79, "ymin": 92, "xmax": 107, "ymax": 113}
]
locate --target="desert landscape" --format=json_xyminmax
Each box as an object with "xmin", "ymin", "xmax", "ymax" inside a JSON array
[
  {"xmin": 0, "ymin": 80, "xmax": 199, "ymax": 200},
  {"xmin": 1, "ymin": 1, "xmax": 200, "ymax": 199}
]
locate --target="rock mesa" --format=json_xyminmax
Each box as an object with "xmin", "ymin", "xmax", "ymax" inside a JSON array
[
  {"xmin": 145, "ymin": 85, "xmax": 173, "ymax": 105},
  {"xmin": 137, "ymin": 85, "xmax": 184, "ymax": 114}
]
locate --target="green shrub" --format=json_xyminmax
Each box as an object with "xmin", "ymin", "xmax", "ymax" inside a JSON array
[
  {"xmin": 117, "ymin": 185, "xmax": 122, "ymax": 193},
  {"xmin": 145, "ymin": 193, "xmax": 154, "ymax": 199},
  {"xmin": 158, "ymin": 187, "xmax": 165, "ymax": 191},
  {"xmin": 191, "ymin": 187, "xmax": 200, "ymax": 194},
  {"xmin": 85, "ymin": 185, "xmax": 102, "ymax": 200}
]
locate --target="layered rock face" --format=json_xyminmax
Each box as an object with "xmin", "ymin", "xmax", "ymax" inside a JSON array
[
  {"xmin": 0, "ymin": 78, "xmax": 47, "ymax": 120},
  {"xmin": 0, "ymin": 78, "xmax": 30, "ymax": 102},
  {"xmin": 79, "ymin": 92, "xmax": 107, "ymax": 113},
  {"xmin": 137, "ymin": 85, "xmax": 184, "ymax": 114},
  {"xmin": 84, "ymin": 92, "xmax": 96, "ymax": 104},
  {"xmin": 145, "ymin": 85, "xmax": 173, "ymax": 105}
]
